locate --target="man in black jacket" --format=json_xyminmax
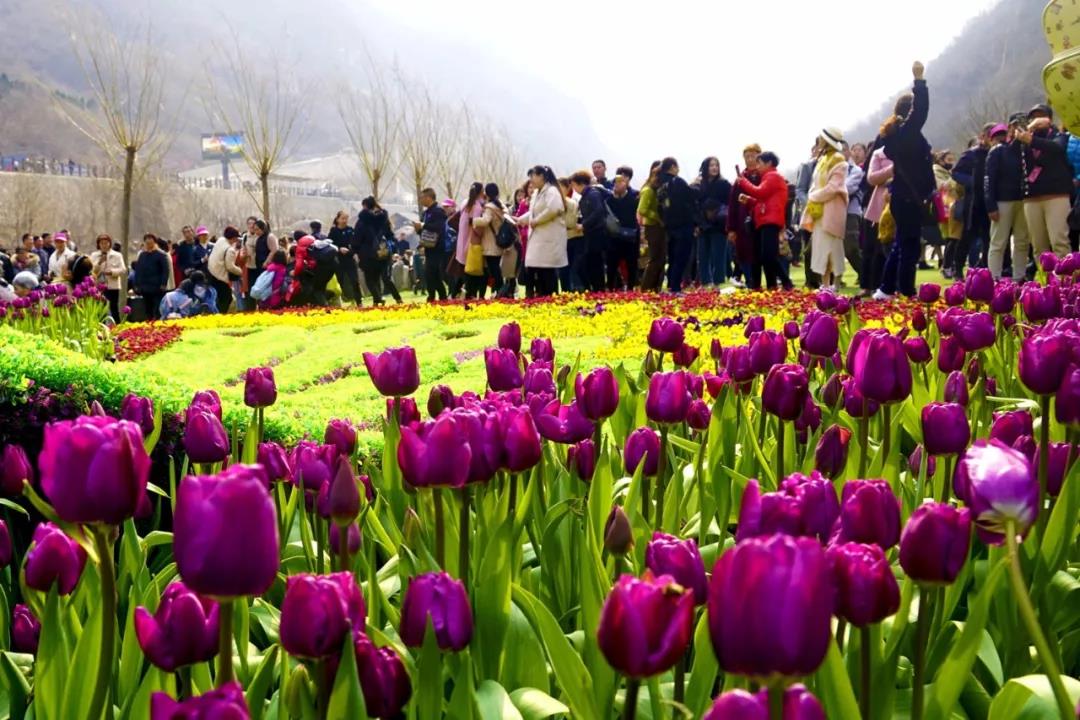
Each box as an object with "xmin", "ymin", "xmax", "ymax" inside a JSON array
[
  {"xmin": 414, "ymin": 188, "xmax": 448, "ymax": 302},
  {"xmin": 984, "ymin": 122, "xmax": 1029, "ymax": 280},
  {"xmin": 1016, "ymin": 105, "xmax": 1074, "ymax": 259},
  {"xmin": 950, "ymin": 124, "xmax": 993, "ymax": 277},
  {"xmin": 606, "ymin": 174, "xmax": 640, "ymax": 290},
  {"xmin": 657, "ymin": 157, "xmax": 696, "ymax": 293},
  {"xmin": 573, "ymin": 170, "xmax": 611, "ymax": 292}
]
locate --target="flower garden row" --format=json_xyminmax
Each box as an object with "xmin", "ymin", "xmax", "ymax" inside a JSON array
[{"xmin": 0, "ymin": 256, "xmax": 1078, "ymax": 718}]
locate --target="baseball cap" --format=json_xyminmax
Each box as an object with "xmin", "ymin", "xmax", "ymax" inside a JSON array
[
  {"xmin": 1028, "ymin": 103, "xmax": 1053, "ymax": 119},
  {"xmin": 989, "ymin": 123, "xmax": 1008, "ymax": 138}
]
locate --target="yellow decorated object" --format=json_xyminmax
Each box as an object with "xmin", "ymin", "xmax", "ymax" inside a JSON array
[{"xmin": 1043, "ymin": 0, "xmax": 1080, "ymax": 130}]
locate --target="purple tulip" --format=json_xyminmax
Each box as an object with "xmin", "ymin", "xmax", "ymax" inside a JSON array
[
  {"xmin": 921, "ymin": 402, "xmax": 970, "ymax": 457},
  {"xmin": 0, "ymin": 444, "xmax": 32, "ymax": 496},
  {"xmin": 762, "ymin": 364, "xmax": 810, "ymax": 421},
  {"xmin": 399, "ymin": 572, "xmax": 473, "ymax": 651},
  {"xmin": 749, "ymin": 330, "xmax": 788, "ymax": 375},
  {"xmin": 190, "ymin": 390, "xmax": 222, "ymax": 419},
  {"xmin": 671, "ymin": 342, "xmax": 700, "ymax": 369},
  {"xmin": 645, "ymin": 371, "xmax": 692, "ymax": 424},
  {"xmin": 842, "ymin": 376, "xmax": 880, "ymax": 418},
  {"xmin": 1057, "ymin": 364, "xmax": 1080, "ymax": 426},
  {"xmin": 290, "ymin": 441, "xmax": 338, "ymax": 491},
  {"xmin": 280, "ymin": 572, "xmax": 366, "ymax": 659},
  {"xmin": 253, "ymin": 443, "xmax": 289, "ymax": 483},
  {"xmin": 330, "ymin": 523, "xmax": 362, "ymax": 557},
  {"xmin": 954, "ymin": 311, "xmax": 996, "ymax": 352},
  {"xmin": 687, "ymin": 398, "xmax": 712, "ymax": 431},
  {"xmin": 645, "ymin": 533, "xmax": 707, "ymax": 604},
  {"xmin": 851, "ymin": 331, "xmax": 911, "ymax": 404},
  {"xmin": 484, "ymin": 348, "xmax": 523, "ymax": 392},
  {"xmin": 523, "ymin": 366, "xmax": 556, "ymax": 398},
  {"xmin": 837, "ymin": 480, "xmax": 901, "ymax": 549},
  {"xmin": 530, "ymin": 337, "xmax": 555, "ymax": 363},
  {"xmin": 943, "ymin": 371, "xmax": 969, "ymax": 406},
  {"xmin": 964, "ymin": 268, "xmax": 994, "ymax": 304},
  {"xmin": 625, "ymin": 427, "xmax": 660, "ymax": 476},
  {"xmin": 174, "ymin": 465, "xmax": 279, "ymax": 598},
  {"xmin": 398, "ymin": 415, "xmax": 471, "ymax": 488},
  {"xmin": 1039, "ymin": 251, "xmax": 1059, "ymax": 272},
  {"xmin": 321, "ymin": 419, "xmax": 358, "ymax": 458},
  {"xmin": 647, "ymin": 317, "xmax": 685, "ymax": 353},
  {"xmin": 0, "ymin": 520, "xmax": 10, "ymax": 569},
  {"xmin": 1019, "ymin": 332, "xmax": 1071, "ymax": 395},
  {"xmin": 364, "ymin": 347, "xmax": 420, "ymax": 397},
  {"xmin": 710, "ymin": 338, "xmax": 723, "ymax": 361},
  {"xmin": 183, "ymin": 406, "xmax": 230, "ymax": 465},
  {"xmin": 24, "ymin": 522, "xmax": 87, "ymax": 595},
  {"xmin": 784, "ymin": 321, "xmax": 800, "ymax": 340},
  {"xmin": 354, "ymin": 633, "xmax": 412, "ymax": 719},
  {"xmin": 500, "ymin": 406, "xmax": 542, "ymax": 473},
  {"xmin": 498, "ymin": 322, "xmax": 521, "ymax": 353},
  {"xmin": 604, "ymin": 506, "xmax": 634, "ymax": 555},
  {"xmin": 567, "ymin": 439, "xmax": 596, "ymax": 482},
  {"xmin": 900, "ymin": 502, "xmax": 972, "ymax": 585},
  {"xmin": 800, "ymin": 311, "xmax": 839, "ymax": 357},
  {"xmin": 936, "ymin": 335, "xmax": 966, "ymax": 374},
  {"xmin": 120, "ymin": 394, "xmax": 155, "ymax": 438},
  {"xmin": 912, "ymin": 307, "xmax": 928, "ymax": 332},
  {"xmin": 134, "ymin": 582, "xmax": 219, "ymax": 671},
  {"xmin": 944, "ymin": 283, "xmax": 966, "ymax": 306},
  {"xmin": 991, "ymin": 282, "xmax": 1018, "ymax": 314},
  {"xmin": 708, "ymin": 534, "xmax": 834, "ymax": 677},
  {"xmin": 150, "ymin": 682, "xmax": 250, "ymax": 719},
  {"xmin": 535, "ymin": 399, "xmax": 594, "ymax": 444},
  {"xmin": 1036, "ymin": 441, "xmax": 1075, "ymax": 497},
  {"xmin": 243, "ymin": 366, "xmax": 277, "ymax": 408},
  {"xmin": 725, "ymin": 345, "xmax": 755, "ymax": 385},
  {"xmin": 454, "ymin": 410, "xmax": 502, "ymax": 485},
  {"xmin": 327, "ymin": 456, "xmax": 361, "ymax": 525},
  {"xmin": 744, "ymin": 315, "xmax": 766, "ymax": 337},
  {"xmin": 815, "ymin": 425, "xmax": 851, "ymax": 480},
  {"xmin": 704, "ymin": 685, "xmax": 826, "ymax": 720},
  {"xmin": 427, "ymin": 384, "xmax": 456, "ymax": 418},
  {"xmin": 918, "ymin": 283, "xmax": 941, "ymax": 303},
  {"xmin": 954, "ymin": 440, "xmax": 1039, "ymax": 543},
  {"xmin": 738, "ymin": 474, "xmax": 840, "ymax": 544},
  {"xmin": 821, "ymin": 373, "xmax": 845, "ymax": 408},
  {"xmin": 39, "ymin": 415, "xmax": 150, "ymax": 525},
  {"xmin": 904, "ymin": 337, "xmax": 932, "ymax": 364},
  {"xmin": 575, "ymin": 367, "xmax": 620, "ymax": 420},
  {"xmin": 598, "ymin": 572, "xmax": 694, "ymax": 678},
  {"xmin": 827, "ymin": 542, "xmax": 900, "ymax": 626},
  {"xmin": 12, "ymin": 604, "xmax": 40, "ymax": 654},
  {"xmin": 1021, "ymin": 282, "xmax": 1062, "ymax": 323},
  {"xmin": 908, "ymin": 445, "xmax": 937, "ymax": 477},
  {"xmin": 990, "ymin": 410, "xmax": 1034, "ymax": 446}
]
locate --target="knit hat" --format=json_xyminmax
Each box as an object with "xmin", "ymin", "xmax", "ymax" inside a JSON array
[
  {"xmin": 989, "ymin": 123, "xmax": 1008, "ymax": 138},
  {"xmin": 820, "ymin": 127, "xmax": 845, "ymax": 152},
  {"xmin": 441, "ymin": 199, "xmax": 457, "ymax": 209}
]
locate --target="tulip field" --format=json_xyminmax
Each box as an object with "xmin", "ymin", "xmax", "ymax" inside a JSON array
[{"xmin": 1, "ymin": 262, "xmax": 1080, "ymax": 720}]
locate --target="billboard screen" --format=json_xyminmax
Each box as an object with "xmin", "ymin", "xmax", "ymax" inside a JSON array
[{"xmin": 201, "ymin": 133, "xmax": 245, "ymax": 160}]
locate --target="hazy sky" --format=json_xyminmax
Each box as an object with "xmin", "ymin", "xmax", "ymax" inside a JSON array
[{"xmin": 368, "ymin": 0, "xmax": 999, "ymax": 176}]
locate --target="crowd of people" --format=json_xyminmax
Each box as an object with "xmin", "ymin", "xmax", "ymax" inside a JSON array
[{"xmin": 3, "ymin": 62, "xmax": 1078, "ymax": 316}]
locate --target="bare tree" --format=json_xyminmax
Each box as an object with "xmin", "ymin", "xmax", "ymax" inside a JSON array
[
  {"xmin": 203, "ymin": 36, "xmax": 307, "ymax": 230},
  {"xmin": 59, "ymin": 18, "xmax": 173, "ymax": 293},
  {"xmin": 472, "ymin": 124, "xmax": 526, "ymax": 199},
  {"xmin": 432, "ymin": 106, "xmax": 475, "ymax": 202},
  {"xmin": 338, "ymin": 55, "xmax": 403, "ymax": 203},
  {"xmin": 3, "ymin": 174, "xmax": 47, "ymax": 240},
  {"xmin": 396, "ymin": 70, "xmax": 440, "ymax": 215}
]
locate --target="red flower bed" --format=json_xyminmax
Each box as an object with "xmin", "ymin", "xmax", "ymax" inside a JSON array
[{"xmin": 115, "ymin": 324, "xmax": 184, "ymax": 361}]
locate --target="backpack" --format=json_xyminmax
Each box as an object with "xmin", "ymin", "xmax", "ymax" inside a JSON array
[
  {"xmin": 494, "ymin": 214, "xmax": 517, "ymax": 250},
  {"xmin": 603, "ymin": 203, "xmax": 621, "ymax": 237},
  {"xmin": 310, "ymin": 242, "xmax": 339, "ymax": 277},
  {"xmin": 249, "ymin": 270, "xmax": 275, "ymax": 301}
]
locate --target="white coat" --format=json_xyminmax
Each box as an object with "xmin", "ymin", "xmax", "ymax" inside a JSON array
[{"xmin": 521, "ymin": 183, "xmax": 568, "ymax": 269}]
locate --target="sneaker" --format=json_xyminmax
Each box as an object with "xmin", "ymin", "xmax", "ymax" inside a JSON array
[
  {"xmin": 731, "ymin": 278, "xmax": 746, "ymax": 288},
  {"xmin": 871, "ymin": 289, "xmax": 893, "ymax": 301}
]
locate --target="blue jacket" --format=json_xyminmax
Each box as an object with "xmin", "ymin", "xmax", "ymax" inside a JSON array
[
  {"xmin": 1067, "ymin": 134, "xmax": 1080, "ymax": 182},
  {"xmin": 983, "ymin": 142, "xmax": 1024, "ymax": 214},
  {"xmin": 882, "ymin": 78, "xmax": 935, "ymax": 203},
  {"xmin": 132, "ymin": 249, "xmax": 172, "ymax": 293}
]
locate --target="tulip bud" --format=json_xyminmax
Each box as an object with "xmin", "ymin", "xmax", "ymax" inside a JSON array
[
  {"xmin": 918, "ymin": 283, "xmax": 941, "ymax": 303},
  {"xmin": 744, "ymin": 315, "xmax": 766, "ymax": 337},
  {"xmin": 687, "ymin": 399, "xmax": 712, "ymax": 431},
  {"xmin": 427, "ymin": 385, "xmax": 456, "ymax": 418},
  {"xmin": 280, "ymin": 572, "xmax": 366, "ymax": 659},
  {"xmin": 258, "ymin": 442, "xmax": 292, "ymax": 483},
  {"xmin": 821, "ymin": 372, "xmax": 845, "ymax": 408},
  {"xmin": 645, "ymin": 371, "xmax": 692, "ymax": 424},
  {"xmin": 183, "ymin": 406, "xmax": 230, "ymax": 465},
  {"xmin": 900, "ymin": 502, "xmax": 971, "ymax": 585},
  {"xmin": 399, "ymin": 572, "xmax": 473, "ymax": 651},
  {"xmin": 908, "ymin": 445, "xmax": 937, "ymax": 478},
  {"xmin": 851, "ymin": 331, "xmax": 912, "ymax": 404},
  {"xmin": 911, "ymin": 307, "xmax": 928, "ymax": 332},
  {"xmin": 12, "ymin": 604, "xmax": 40, "ymax": 654},
  {"xmin": 944, "ymin": 283, "xmax": 966, "ymax": 306},
  {"xmin": 575, "ymin": 367, "xmax": 620, "ymax": 420},
  {"xmin": 710, "ymin": 338, "xmax": 723, "ymax": 361},
  {"xmin": 954, "ymin": 440, "xmax": 1038, "ymax": 543},
  {"xmin": 838, "ymin": 480, "xmax": 901, "ymax": 549},
  {"xmin": 355, "ymin": 634, "xmax": 413, "ymax": 718},
  {"xmin": 0, "ymin": 519, "xmax": 9, "ymax": 569},
  {"xmin": 604, "ymin": 505, "xmax": 634, "ymax": 555},
  {"xmin": 762, "ymin": 364, "xmax": 810, "ymax": 421},
  {"xmin": 937, "ymin": 335, "xmax": 966, "ymax": 374},
  {"xmin": 567, "ymin": 440, "xmax": 596, "ymax": 482},
  {"xmin": 921, "ymin": 402, "xmax": 970, "ymax": 457},
  {"xmin": 990, "ymin": 282, "xmax": 1017, "ymax": 314},
  {"xmin": 151, "ymin": 682, "xmax": 251, "ymax": 719},
  {"xmin": 749, "ymin": 330, "xmax": 787, "ymax": 375},
  {"xmin": 402, "ymin": 507, "xmax": 422, "ymax": 546},
  {"xmin": 1036, "ymin": 441, "xmax": 1075, "ymax": 498},
  {"xmin": 814, "ymin": 425, "xmax": 851, "ymax": 480},
  {"xmin": 708, "ymin": 534, "xmax": 833, "ymax": 677},
  {"xmin": 672, "ymin": 342, "xmax": 700, "ymax": 368},
  {"xmin": 0, "ymin": 444, "xmax": 33, "ymax": 496},
  {"xmin": 120, "ymin": 393, "xmax": 155, "ymax": 438},
  {"xmin": 1021, "ymin": 282, "xmax": 1062, "ymax": 323},
  {"xmin": 827, "ymin": 542, "xmax": 900, "ymax": 626},
  {"xmin": 530, "ymin": 337, "xmax": 555, "ymax": 363},
  {"xmin": 484, "ymin": 348, "xmax": 524, "ymax": 392},
  {"xmin": 943, "ymin": 371, "xmax": 969, "ymax": 406},
  {"xmin": 363, "ymin": 347, "xmax": 421, "ymax": 397},
  {"xmin": 904, "ymin": 337, "xmax": 932, "ymax": 364},
  {"xmin": 647, "ymin": 317, "xmax": 685, "ymax": 353},
  {"xmin": 24, "ymin": 522, "xmax": 87, "ymax": 595},
  {"xmin": 134, "ymin": 582, "xmax": 219, "ymax": 671},
  {"xmin": 800, "ymin": 311, "xmax": 839, "ymax": 357},
  {"xmin": 725, "ymin": 345, "xmax": 754, "ymax": 385},
  {"xmin": 964, "ymin": 268, "xmax": 994, "ymax": 304},
  {"xmin": 645, "ymin": 533, "xmax": 707, "ymax": 604},
  {"xmin": 523, "ymin": 365, "xmax": 555, "ymax": 396},
  {"xmin": 174, "ymin": 465, "xmax": 279, "ymax": 598},
  {"xmin": 625, "ymin": 427, "xmax": 660, "ymax": 477},
  {"xmin": 284, "ymin": 664, "xmax": 312, "ymax": 719},
  {"xmin": 290, "ymin": 441, "xmax": 338, "ymax": 492},
  {"xmin": 556, "ymin": 364, "xmax": 572, "ymax": 387},
  {"xmin": 1019, "ymin": 332, "xmax": 1071, "ymax": 395},
  {"xmin": 328, "ymin": 456, "xmax": 361, "ymax": 526},
  {"xmin": 497, "ymin": 322, "xmax": 521, "ymax": 353},
  {"xmin": 243, "ymin": 366, "xmax": 277, "ymax": 408},
  {"xmin": 501, "ymin": 406, "xmax": 542, "ymax": 473},
  {"xmin": 387, "ymin": 397, "xmax": 420, "ymax": 427}
]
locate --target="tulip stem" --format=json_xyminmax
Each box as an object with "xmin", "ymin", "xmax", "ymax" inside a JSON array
[
  {"xmin": 459, "ymin": 486, "xmax": 471, "ymax": 588},
  {"xmin": 217, "ymin": 599, "xmax": 235, "ymax": 687},
  {"xmin": 776, "ymin": 419, "xmax": 785, "ymax": 483},
  {"xmin": 86, "ymin": 527, "xmax": 116, "ymax": 720},
  {"xmin": 767, "ymin": 684, "xmax": 784, "ymax": 720},
  {"xmin": 257, "ymin": 406, "xmax": 264, "ymax": 446},
  {"xmin": 337, "ymin": 523, "xmax": 350, "ymax": 573},
  {"xmin": 177, "ymin": 666, "xmax": 192, "ymax": 700},
  {"xmin": 911, "ymin": 586, "xmax": 933, "ymax": 720},
  {"xmin": 860, "ymin": 626, "xmax": 872, "ymax": 720},
  {"xmin": 434, "ymin": 489, "xmax": 445, "ymax": 569},
  {"xmin": 507, "ymin": 473, "xmax": 518, "ymax": 519},
  {"xmin": 941, "ymin": 458, "xmax": 953, "ymax": 504},
  {"xmin": 858, "ymin": 413, "xmax": 869, "ymax": 479},
  {"xmin": 655, "ymin": 427, "xmax": 668, "ymax": 530},
  {"xmin": 881, "ymin": 405, "xmax": 892, "ymax": 473},
  {"xmin": 622, "ymin": 678, "xmax": 640, "ymax": 720},
  {"xmin": 674, "ymin": 652, "xmax": 686, "ymax": 704},
  {"xmin": 836, "ymin": 619, "xmax": 847, "ymax": 652},
  {"xmin": 1005, "ymin": 519, "xmax": 1074, "ymax": 719},
  {"xmin": 1036, "ymin": 395, "xmax": 1050, "ymax": 542}
]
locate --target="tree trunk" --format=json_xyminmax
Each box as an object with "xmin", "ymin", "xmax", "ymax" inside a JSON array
[
  {"xmin": 371, "ymin": 171, "xmax": 381, "ymax": 204},
  {"xmin": 260, "ymin": 172, "xmax": 271, "ymax": 230},
  {"xmin": 415, "ymin": 177, "xmax": 423, "ymax": 218},
  {"xmin": 120, "ymin": 145, "xmax": 137, "ymax": 299}
]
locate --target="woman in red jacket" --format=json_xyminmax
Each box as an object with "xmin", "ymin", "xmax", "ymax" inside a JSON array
[{"xmin": 735, "ymin": 151, "xmax": 794, "ymax": 290}]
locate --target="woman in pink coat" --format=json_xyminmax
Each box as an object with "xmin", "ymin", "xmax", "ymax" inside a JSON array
[
  {"xmin": 801, "ymin": 128, "xmax": 850, "ymax": 290},
  {"xmin": 861, "ymin": 146, "xmax": 895, "ymax": 294}
]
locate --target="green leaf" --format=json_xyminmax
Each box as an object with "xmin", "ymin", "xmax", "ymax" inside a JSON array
[
  {"xmin": 511, "ymin": 585, "xmax": 601, "ymax": 720},
  {"xmin": 117, "ymin": 600, "xmax": 143, "ymax": 703},
  {"xmin": 34, "ymin": 588, "xmax": 69, "ymax": 720},
  {"xmin": 508, "ymin": 688, "xmax": 569, "ymax": 720},
  {"xmin": 474, "ymin": 518, "xmax": 513, "ymax": 681},
  {"xmin": 416, "ymin": 620, "xmax": 444, "ymax": 720},
  {"xmin": 0, "ymin": 652, "xmax": 31, "ymax": 720},
  {"xmin": 924, "ymin": 557, "xmax": 1007, "ymax": 720},
  {"xmin": 987, "ymin": 674, "xmax": 1080, "ymax": 720},
  {"xmin": 499, "ymin": 604, "xmax": 550, "ymax": 693},
  {"xmin": 124, "ymin": 667, "xmax": 173, "ymax": 720},
  {"xmin": 812, "ymin": 636, "xmax": 861, "ymax": 720},
  {"xmin": 1035, "ymin": 453, "xmax": 1080, "ymax": 591},
  {"xmin": 0, "ymin": 498, "xmax": 29, "ymax": 518},
  {"xmin": 60, "ymin": 585, "xmax": 104, "ymax": 719},
  {"xmin": 685, "ymin": 612, "xmax": 718, "ymax": 717},
  {"xmin": 246, "ymin": 646, "xmax": 280, "ymax": 720},
  {"xmin": 143, "ymin": 402, "xmax": 163, "ymax": 455},
  {"xmin": 326, "ymin": 634, "xmax": 368, "ymax": 720}
]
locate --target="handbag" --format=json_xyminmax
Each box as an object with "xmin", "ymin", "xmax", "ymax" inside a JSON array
[
  {"xmin": 464, "ymin": 241, "xmax": 484, "ymax": 276},
  {"xmin": 419, "ymin": 229, "xmax": 440, "ymax": 249}
]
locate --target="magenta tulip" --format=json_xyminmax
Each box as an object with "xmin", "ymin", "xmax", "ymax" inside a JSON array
[
  {"xmin": 535, "ymin": 399, "xmax": 594, "ymax": 444},
  {"xmin": 399, "ymin": 572, "xmax": 473, "ymax": 651},
  {"xmin": 954, "ymin": 440, "xmax": 1039, "ymax": 543},
  {"xmin": 12, "ymin": 604, "xmax": 40, "ymax": 654},
  {"xmin": 497, "ymin": 322, "xmax": 521, "ymax": 353},
  {"xmin": 575, "ymin": 367, "xmax": 620, "ymax": 420},
  {"xmin": 645, "ymin": 371, "xmax": 692, "ymax": 424},
  {"xmin": 364, "ymin": 347, "xmax": 420, "ymax": 396},
  {"xmin": 0, "ymin": 444, "xmax": 32, "ymax": 496},
  {"xmin": 398, "ymin": 415, "xmax": 471, "ymax": 488},
  {"xmin": 645, "ymin": 533, "xmax": 707, "ymax": 604},
  {"xmin": 24, "ymin": 522, "xmax": 87, "ymax": 595},
  {"xmin": 899, "ymin": 503, "xmax": 971, "ymax": 585},
  {"xmin": 243, "ymin": 366, "xmax": 277, "ymax": 408},
  {"xmin": 625, "ymin": 427, "xmax": 660, "ymax": 477},
  {"xmin": 598, "ymin": 572, "xmax": 694, "ymax": 678},
  {"xmin": 280, "ymin": 572, "xmax": 366, "ymax": 659},
  {"xmin": 151, "ymin": 682, "xmax": 250, "ymax": 719},
  {"xmin": 827, "ymin": 542, "xmax": 900, "ymax": 626},
  {"xmin": 647, "ymin": 317, "xmax": 685, "ymax": 353},
  {"xmin": 134, "ymin": 582, "xmax": 219, "ymax": 671}
]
